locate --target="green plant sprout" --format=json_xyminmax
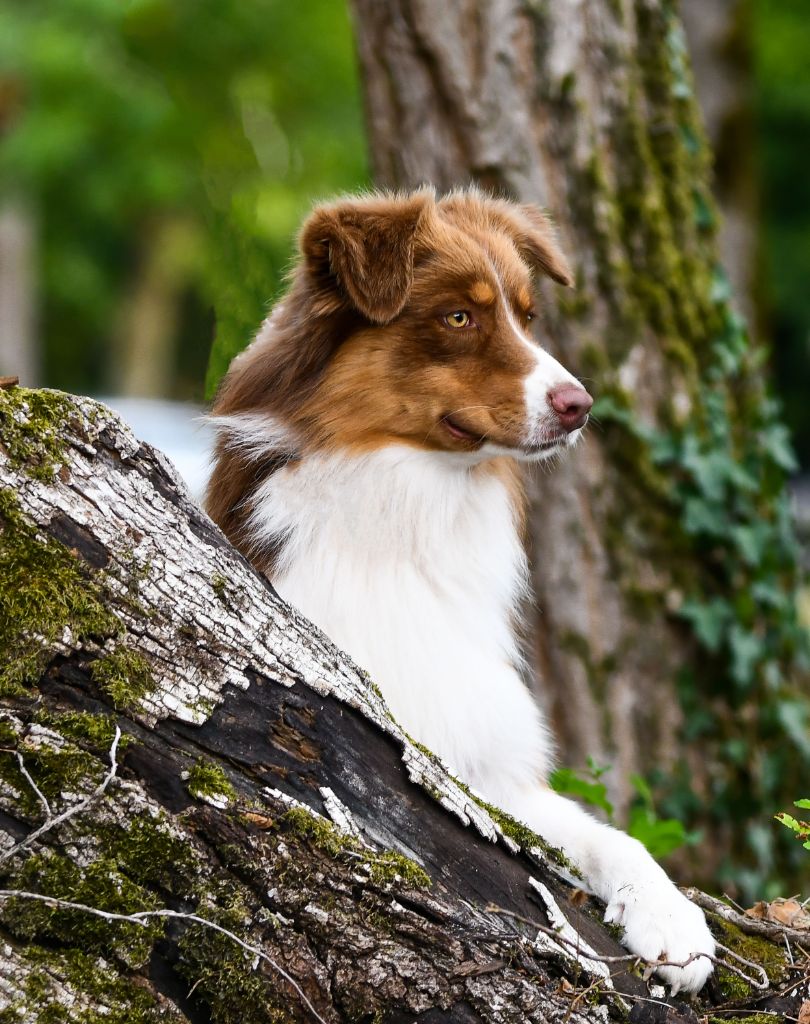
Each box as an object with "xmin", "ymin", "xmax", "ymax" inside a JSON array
[
  {"xmin": 550, "ymin": 758, "xmax": 690, "ymax": 859},
  {"xmin": 775, "ymin": 799, "xmax": 810, "ymax": 852}
]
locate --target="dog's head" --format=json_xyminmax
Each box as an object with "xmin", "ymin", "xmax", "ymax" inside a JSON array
[
  {"xmin": 219, "ymin": 188, "xmax": 591, "ymax": 463},
  {"xmin": 295, "ymin": 188, "xmax": 591, "ymax": 461}
]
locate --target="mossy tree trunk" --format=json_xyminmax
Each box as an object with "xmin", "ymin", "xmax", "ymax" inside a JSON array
[
  {"xmin": 681, "ymin": 0, "xmax": 758, "ymax": 329},
  {"xmin": 348, "ymin": 0, "xmax": 809, "ymax": 894},
  {"xmin": 1, "ymin": 387, "xmax": 808, "ymax": 1021}
]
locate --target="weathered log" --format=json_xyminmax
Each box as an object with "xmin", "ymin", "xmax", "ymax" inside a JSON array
[{"xmin": 0, "ymin": 386, "xmax": 807, "ymax": 1022}]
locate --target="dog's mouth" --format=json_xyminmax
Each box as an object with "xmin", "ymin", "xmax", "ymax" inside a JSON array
[
  {"xmin": 441, "ymin": 415, "xmax": 487, "ymax": 447},
  {"xmin": 441, "ymin": 415, "xmax": 567, "ymax": 457}
]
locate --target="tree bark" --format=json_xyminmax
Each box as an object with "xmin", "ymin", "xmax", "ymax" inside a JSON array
[
  {"xmin": 681, "ymin": 0, "xmax": 758, "ymax": 327},
  {"xmin": 0, "ymin": 386, "xmax": 807, "ymax": 1021},
  {"xmin": 348, "ymin": 0, "xmax": 807, "ymax": 890}
]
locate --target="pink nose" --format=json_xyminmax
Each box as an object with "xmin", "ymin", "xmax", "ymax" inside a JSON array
[{"xmin": 548, "ymin": 385, "xmax": 593, "ymax": 433}]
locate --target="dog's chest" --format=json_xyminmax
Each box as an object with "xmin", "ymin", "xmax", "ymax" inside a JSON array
[{"xmin": 250, "ymin": 446, "xmax": 547, "ymax": 784}]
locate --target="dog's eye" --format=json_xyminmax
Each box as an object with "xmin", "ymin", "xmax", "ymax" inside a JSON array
[
  {"xmin": 444, "ymin": 311, "xmax": 471, "ymax": 329},
  {"xmin": 526, "ymin": 311, "xmax": 536, "ymax": 323}
]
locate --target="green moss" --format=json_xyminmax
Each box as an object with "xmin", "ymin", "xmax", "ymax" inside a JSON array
[
  {"xmin": 708, "ymin": 1016, "xmax": 781, "ymax": 1024},
  {"xmin": 187, "ymin": 758, "xmax": 237, "ymax": 803},
  {"xmin": 35, "ymin": 708, "xmax": 125, "ymax": 750},
  {"xmin": 0, "ymin": 734, "xmax": 101, "ymax": 816},
  {"xmin": 3, "ymin": 851, "xmax": 163, "ymax": 968},
  {"xmin": 90, "ymin": 645, "xmax": 154, "ymax": 710},
  {"xmin": 0, "ymin": 488, "xmax": 121, "ymax": 693},
  {"xmin": 107, "ymin": 812, "xmax": 200, "ymax": 894},
  {"xmin": 176, "ymin": 888, "xmax": 292, "ymax": 1024},
  {"xmin": 709, "ymin": 914, "xmax": 788, "ymax": 1000},
  {"xmin": 281, "ymin": 806, "xmax": 350, "ymax": 856},
  {"xmin": 0, "ymin": 387, "xmax": 78, "ymax": 481},
  {"xmin": 280, "ymin": 806, "xmax": 430, "ymax": 888},
  {"xmin": 211, "ymin": 573, "xmax": 228, "ymax": 601},
  {"xmin": 8, "ymin": 946, "xmax": 181, "ymax": 1024},
  {"xmin": 366, "ymin": 849, "xmax": 430, "ymax": 888}
]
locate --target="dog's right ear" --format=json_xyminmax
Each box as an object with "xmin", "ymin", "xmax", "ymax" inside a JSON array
[{"xmin": 299, "ymin": 191, "xmax": 433, "ymax": 324}]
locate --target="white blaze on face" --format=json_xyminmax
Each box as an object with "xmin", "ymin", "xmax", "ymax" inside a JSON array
[{"xmin": 488, "ymin": 262, "xmax": 582, "ymax": 457}]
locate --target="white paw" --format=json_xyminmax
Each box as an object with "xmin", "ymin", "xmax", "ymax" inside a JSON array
[{"xmin": 605, "ymin": 881, "xmax": 715, "ymax": 994}]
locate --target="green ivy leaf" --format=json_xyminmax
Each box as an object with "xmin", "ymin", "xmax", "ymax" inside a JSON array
[
  {"xmin": 549, "ymin": 768, "xmax": 614, "ymax": 817},
  {"xmin": 679, "ymin": 598, "xmax": 732, "ymax": 652}
]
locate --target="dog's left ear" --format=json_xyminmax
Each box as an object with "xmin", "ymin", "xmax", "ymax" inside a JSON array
[
  {"xmin": 509, "ymin": 204, "xmax": 574, "ymax": 287},
  {"xmin": 300, "ymin": 191, "xmax": 433, "ymax": 323}
]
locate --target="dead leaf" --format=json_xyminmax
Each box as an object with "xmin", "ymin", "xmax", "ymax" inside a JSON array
[
  {"xmin": 744, "ymin": 897, "xmax": 810, "ymax": 931},
  {"xmin": 242, "ymin": 811, "xmax": 275, "ymax": 830},
  {"xmin": 797, "ymin": 999, "xmax": 810, "ymax": 1024}
]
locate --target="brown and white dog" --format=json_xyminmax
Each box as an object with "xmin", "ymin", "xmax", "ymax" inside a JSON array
[{"xmin": 206, "ymin": 188, "xmax": 714, "ymax": 993}]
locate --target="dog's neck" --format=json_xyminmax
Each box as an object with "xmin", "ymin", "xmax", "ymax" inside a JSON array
[
  {"xmin": 248, "ymin": 444, "xmax": 524, "ymax": 573},
  {"xmin": 245, "ymin": 443, "xmax": 536, "ymax": 777}
]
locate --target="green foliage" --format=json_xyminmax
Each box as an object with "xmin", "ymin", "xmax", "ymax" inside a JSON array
[
  {"xmin": 0, "ymin": 0, "xmax": 366, "ymax": 398},
  {"xmin": 753, "ymin": 0, "xmax": 810, "ymax": 466},
  {"xmin": 550, "ymin": 760, "xmax": 689, "ymax": 860},
  {"xmin": 775, "ymin": 799, "xmax": 810, "ymax": 852}
]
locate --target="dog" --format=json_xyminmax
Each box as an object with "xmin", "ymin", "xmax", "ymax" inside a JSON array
[{"xmin": 205, "ymin": 188, "xmax": 715, "ymax": 993}]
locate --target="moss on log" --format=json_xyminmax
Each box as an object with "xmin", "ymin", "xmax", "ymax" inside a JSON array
[{"xmin": 0, "ymin": 387, "xmax": 807, "ymax": 1022}]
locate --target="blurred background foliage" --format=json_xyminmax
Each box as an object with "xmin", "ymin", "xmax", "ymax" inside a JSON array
[
  {"xmin": 0, "ymin": 0, "xmax": 807, "ymax": 466},
  {"xmin": 0, "ymin": 0, "xmax": 367, "ymax": 402},
  {"xmin": 754, "ymin": 0, "xmax": 810, "ymax": 471}
]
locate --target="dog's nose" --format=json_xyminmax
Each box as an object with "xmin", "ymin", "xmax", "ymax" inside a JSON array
[{"xmin": 548, "ymin": 385, "xmax": 593, "ymax": 433}]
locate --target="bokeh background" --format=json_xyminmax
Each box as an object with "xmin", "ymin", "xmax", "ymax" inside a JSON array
[
  {"xmin": 1, "ymin": 1, "xmax": 808, "ymax": 465},
  {"xmin": 1, "ymin": 0, "xmax": 809, "ymax": 895}
]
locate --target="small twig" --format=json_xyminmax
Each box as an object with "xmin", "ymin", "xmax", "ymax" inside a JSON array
[
  {"xmin": 0, "ymin": 890, "xmax": 328, "ymax": 1024},
  {"xmin": 15, "ymin": 751, "xmax": 52, "ymax": 819},
  {"xmin": 687, "ymin": 888, "xmax": 810, "ymax": 948},
  {"xmin": 0, "ymin": 727, "xmax": 121, "ymax": 866},
  {"xmin": 486, "ymin": 902, "xmax": 769, "ymax": 991},
  {"xmin": 714, "ymin": 940, "xmax": 770, "ymax": 989}
]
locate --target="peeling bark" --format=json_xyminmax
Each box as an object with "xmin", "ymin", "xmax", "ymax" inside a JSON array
[{"xmin": 0, "ymin": 388, "xmax": 807, "ymax": 1021}]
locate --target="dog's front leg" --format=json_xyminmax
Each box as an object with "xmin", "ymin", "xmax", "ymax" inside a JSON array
[{"xmin": 504, "ymin": 785, "xmax": 715, "ymax": 994}]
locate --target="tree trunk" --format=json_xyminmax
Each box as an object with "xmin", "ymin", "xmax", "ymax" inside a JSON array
[
  {"xmin": 348, "ymin": 0, "xmax": 808, "ymax": 892},
  {"xmin": 1, "ymin": 385, "xmax": 807, "ymax": 1020},
  {"xmin": 681, "ymin": 0, "xmax": 758, "ymax": 327},
  {"xmin": 0, "ymin": 199, "xmax": 38, "ymax": 387}
]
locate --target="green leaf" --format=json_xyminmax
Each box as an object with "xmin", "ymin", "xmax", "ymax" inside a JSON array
[
  {"xmin": 728, "ymin": 625, "xmax": 764, "ymax": 687},
  {"xmin": 549, "ymin": 768, "xmax": 614, "ymax": 817},
  {"xmin": 795, "ymin": 799, "xmax": 810, "ymax": 810},
  {"xmin": 775, "ymin": 812, "xmax": 801, "ymax": 832},
  {"xmin": 679, "ymin": 598, "xmax": 732, "ymax": 652}
]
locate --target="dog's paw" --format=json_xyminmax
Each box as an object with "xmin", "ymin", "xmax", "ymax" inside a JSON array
[{"xmin": 604, "ymin": 881, "xmax": 715, "ymax": 994}]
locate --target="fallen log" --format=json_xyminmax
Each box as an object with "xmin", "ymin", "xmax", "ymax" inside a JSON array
[{"xmin": 0, "ymin": 385, "xmax": 807, "ymax": 1022}]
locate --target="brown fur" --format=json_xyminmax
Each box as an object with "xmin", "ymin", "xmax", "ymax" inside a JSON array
[{"xmin": 206, "ymin": 187, "xmax": 571, "ymax": 561}]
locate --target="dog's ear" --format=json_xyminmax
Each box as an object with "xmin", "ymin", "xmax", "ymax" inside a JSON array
[
  {"xmin": 299, "ymin": 192, "xmax": 433, "ymax": 323},
  {"xmin": 509, "ymin": 204, "xmax": 573, "ymax": 287}
]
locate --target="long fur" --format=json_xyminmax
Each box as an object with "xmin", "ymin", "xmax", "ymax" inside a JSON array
[{"xmin": 205, "ymin": 187, "xmax": 715, "ymax": 993}]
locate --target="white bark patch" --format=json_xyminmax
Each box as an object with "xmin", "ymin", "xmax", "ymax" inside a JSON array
[{"xmin": 529, "ymin": 877, "xmax": 614, "ymax": 985}]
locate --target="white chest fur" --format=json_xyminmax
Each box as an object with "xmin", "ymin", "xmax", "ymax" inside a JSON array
[{"xmin": 248, "ymin": 445, "xmax": 553, "ymax": 795}]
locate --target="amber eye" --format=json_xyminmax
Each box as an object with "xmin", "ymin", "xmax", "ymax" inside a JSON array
[{"xmin": 444, "ymin": 311, "xmax": 471, "ymax": 328}]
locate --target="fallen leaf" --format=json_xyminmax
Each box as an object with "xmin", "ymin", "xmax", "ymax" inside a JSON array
[
  {"xmin": 242, "ymin": 811, "xmax": 275, "ymax": 829},
  {"xmin": 745, "ymin": 897, "xmax": 810, "ymax": 930},
  {"xmin": 797, "ymin": 1000, "xmax": 810, "ymax": 1024}
]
